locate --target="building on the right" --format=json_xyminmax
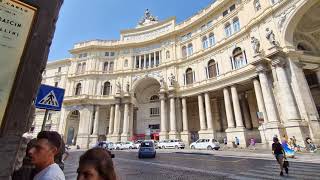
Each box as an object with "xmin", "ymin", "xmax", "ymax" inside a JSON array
[{"xmin": 36, "ymin": 0, "xmax": 320, "ymax": 149}]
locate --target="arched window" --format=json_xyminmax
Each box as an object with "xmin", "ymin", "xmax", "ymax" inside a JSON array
[
  {"xmin": 209, "ymin": 33, "xmax": 215, "ymax": 46},
  {"xmin": 75, "ymin": 83, "xmax": 82, "ymax": 95},
  {"xmin": 186, "ymin": 68, "xmax": 194, "ymax": 85},
  {"xmin": 166, "ymin": 51, "xmax": 170, "ymax": 59},
  {"xmin": 232, "ymin": 47, "xmax": 247, "ymax": 69},
  {"xmin": 76, "ymin": 63, "xmax": 82, "ymax": 73},
  {"xmin": 109, "ymin": 62, "xmax": 114, "ymax": 72},
  {"xmin": 182, "ymin": 46, "xmax": 187, "ymax": 58},
  {"xmin": 225, "ymin": 23, "xmax": 232, "ymax": 37},
  {"xmin": 254, "ymin": 0, "xmax": 261, "ymax": 11},
  {"xmin": 233, "ymin": 17, "xmax": 240, "ymax": 32},
  {"xmin": 202, "ymin": 36, "xmax": 209, "ymax": 49},
  {"xmin": 102, "ymin": 81, "xmax": 111, "ymax": 95},
  {"xmin": 82, "ymin": 62, "xmax": 86, "ymax": 73},
  {"xmin": 150, "ymin": 95, "xmax": 159, "ymax": 102},
  {"xmin": 187, "ymin": 43, "xmax": 193, "ymax": 56},
  {"xmin": 103, "ymin": 62, "xmax": 108, "ymax": 72},
  {"xmin": 208, "ymin": 60, "xmax": 217, "ymax": 78}
]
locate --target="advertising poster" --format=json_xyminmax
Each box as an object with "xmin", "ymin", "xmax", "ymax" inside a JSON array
[{"xmin": 0, "ymin": 0, "xmax": 36, "ymax": 125}]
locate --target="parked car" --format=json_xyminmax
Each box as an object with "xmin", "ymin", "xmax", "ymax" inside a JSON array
[
  {"xmin": 190, "ymin": 138, "xmax": 220, "ymax": 150},
  {"xmin": 114, "ymin": 141, "xmax": 135, "ymax": 150},
  {"xmin": 158, "ymin": 139, "xmax": 185, "ymax": 149},
  {"xmin": 138, "ymin": 140, "xmax": 156, "ymax": 158},
  {"xmin": 94, "ymin": 141, "xmax": 114, "ymax": 150},
  {"xmin": 134, "ymin": 140, "xmax": 144, "ymax": 149}
]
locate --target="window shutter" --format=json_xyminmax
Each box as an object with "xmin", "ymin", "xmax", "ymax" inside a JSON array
[
  {"xmin": 205, "ymin": 66, "xmax": 208, "ymax": 79},
  {"xmin": 183, "ymin": 73, "xmax": 186, "ymax": 85},
  {"xmin": 216, "ymin": 63, "xmax": 220, "ymax": 76},
  {"xmin": 243, "ymin": 50, "xmax": 248, "ymax": 65},
  {"xmin": 230, "ymin": 57, "xmax": 234, "ymax": 70}
]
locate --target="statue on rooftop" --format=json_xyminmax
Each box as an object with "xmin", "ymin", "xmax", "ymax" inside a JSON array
[{"xmin": 138, "ymin": 9, "xmax": 158, "ymax": 26}]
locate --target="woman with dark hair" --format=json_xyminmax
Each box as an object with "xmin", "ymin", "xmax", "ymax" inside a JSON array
[
  {"xmin": 272, "ymin": 137, "xmax": 288, "ymax": 176},
  {"xmin": 77, "ymin": 148, "xmax": 116, "ymax": 180}
]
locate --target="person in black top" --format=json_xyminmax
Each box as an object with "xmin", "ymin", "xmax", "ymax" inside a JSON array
[{"xmin": 272, "ymin": 137, "xmax": 288, "ymax": 176}]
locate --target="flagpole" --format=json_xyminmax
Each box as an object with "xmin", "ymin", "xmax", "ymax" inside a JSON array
[{"xmin": 41, "ymin": 109, "xmax": 49, "ymax": 131}]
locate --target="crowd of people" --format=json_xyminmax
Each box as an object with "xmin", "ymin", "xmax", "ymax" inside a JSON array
[{"xmin": 12, "ymin": 131, "xmax": 117, "ymax": 180}]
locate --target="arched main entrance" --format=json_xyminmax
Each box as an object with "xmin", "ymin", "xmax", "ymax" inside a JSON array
[
  {"xmin": 64, "ymin": 110, "xmax": 80, "ymax": 145},
  {"xmin": 131, "ymin": 77, "xmax": 161, "ymax": 140},
  {"xmin": 281, "ymin": 0, "xmax": 320, "ymax": 144}
]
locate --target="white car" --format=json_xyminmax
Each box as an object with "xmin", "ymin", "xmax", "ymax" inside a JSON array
[
  {"xmin": 114, "ymin": 141, "xmax": 135, "ymax": 150},
  {"xmin": 158, "ymin": 139, "xmax": 185, "ymax": 149},
  {"xmin": 190, "ymin": 138, "xmax": 220, "ymax": 150}
]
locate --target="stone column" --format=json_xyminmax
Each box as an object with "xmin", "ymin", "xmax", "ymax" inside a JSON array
[
  {"xmin": 169, "ymin": 96, "xmax": 178, "ymax": 139},
  {"xmin": 159, "ymin": 93, "xmax": 168, "ymax": 139},
  {"xmin": 289, "ymin": 58, "xmax": 320, "ymax": 144},
  {"xmin": 253, "ymin": 78, "xmax": 268, "ymax": 123},
  {"xmin": 204, "ymin": 93, "xmax": 214, "ymax": 131},
  {"xmin": 272, "ymin": 57, "xmax": 300, "ymax": 121},
  {"xmin": 231, "ymin": 86, "xmax": 244, "ymax": 128},
  {"xmin": 92, "ymin": 106, "xmax": 100, "ymax": 135},
  {"xmin": 240, "ymin": 94, "xmax": 252, "ymax": 129},
  {"xmin": 223, "ymin": 88, "xmax": 235, "ymax": 128},
  {"xmin": 76, "ymin": 106, "xmax": 94, "ymax": 148},
  {"xmin": 108, "ymin": 105, "xmax": 115, "ymax": 135},
  {"xmin": 181, "ymin": 98, "xmax": 189, "ymax": 132},
  {"xmin": 198, "ymin": 94, "xmax": 207, "ymax": 131},
  {"xmin": 113, "ymin": 102, "xmax": 121, "ymax": 141},
  {"xmin": 256, "ymin": 64, "xmax": 279, "ymax": 123},
  {"xmin": 121, "ymin": 103, "xmax": 130, "ymax": 141}
]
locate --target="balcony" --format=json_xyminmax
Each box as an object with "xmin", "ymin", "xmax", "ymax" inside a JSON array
[{"xmin": 63, "ymin": 94, "xmax": 115, "ymax": 104}]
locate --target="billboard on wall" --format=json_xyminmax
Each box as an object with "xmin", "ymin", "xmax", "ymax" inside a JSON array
[{"xmin": 0, "ymin": 0, "xmax": 36, "ymax": 125}]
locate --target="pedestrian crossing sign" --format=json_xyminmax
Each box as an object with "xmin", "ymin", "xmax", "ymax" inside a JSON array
[{"xmin": 35, "ymin": 84, "xmax": 65, "ymax": 111}]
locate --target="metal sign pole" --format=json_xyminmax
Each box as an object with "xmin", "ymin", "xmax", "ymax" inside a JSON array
[{"xmin": 41, "ymin": 109, "xmax": 49, "ymax": 131}]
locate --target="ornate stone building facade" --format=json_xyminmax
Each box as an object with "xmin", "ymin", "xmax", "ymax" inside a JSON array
[{"xmin": 34, "ymin": 0, "xmax": 320, "ymax": 148}]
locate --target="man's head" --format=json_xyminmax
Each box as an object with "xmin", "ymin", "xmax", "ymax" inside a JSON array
[{"xmin": 29, "ymin": 131, "xmax": 62, "ymax": 169}]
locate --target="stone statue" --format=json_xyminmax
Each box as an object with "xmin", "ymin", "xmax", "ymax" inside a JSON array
[
  {"xmin": 138, "ymin": 9, "xmax": 158, "ymax": 26},
  {"xmin": 168, "ymin": 73, "xmax": 176, "ymax": 86},
  {"xmin": 265, "ymin": 28, "xmax": 278, "ymax": 46},
  {"xmin": 251, "ymin": 36, "xmax": 260, "ymax": 54},
  {"xmin": 116, "ymin": 81, "xmax": 121, "ymax": 93},
  {"xmin": 159, "ymin": 76, "xmax": 165, "ymax": 88}
]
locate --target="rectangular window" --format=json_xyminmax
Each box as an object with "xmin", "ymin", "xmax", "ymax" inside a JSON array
[
  {"xmin": 105, "ymin": 52, "xmax": 109, "ymax": 56},
  {"xmin": 207, "ymin": 20, "xmax": 213, "ymax": 27},
  {"xmin": 150, "ymin": 107, "xmax": 160, "ymax": 116},
  {"xmin": 58, "ymin": 67, "xmax": 61, "ymax": 72},
  {"xmin": 155, "ymin": 52, "xmax": 159, "ymax": 66},
  {"xmin": 201, "ymin": 24, "xmax": 206, "ymax": 31},
  {"xmin": 230, "ymin": 4, "xmax": 236, "ymax": 12},
  {"xmin": 54, "ymin": 82, "xmax": 58, "ymax": 87},
  {"xmin": 83, "ymin": 53, "xmax": 87, "ymax": 57},
  {"xmin": 223, "ymin": 10, "xmax": 228, "ymax": 17},
  {"xmin": 110, "ymin": 52, "xmax": 115, "ymax": 56},
  {"xmin": 136, "ymin": 56, "xmax": 139, "ymax": 68}
]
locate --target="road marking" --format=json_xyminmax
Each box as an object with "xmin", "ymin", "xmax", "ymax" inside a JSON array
[
  {"xmin": 166, "ymin": 155, "xmax": 244, "ymax": 163},
  {"xmin": 115, "ymin": 157, "xmax": 230, "ymax": 177}
]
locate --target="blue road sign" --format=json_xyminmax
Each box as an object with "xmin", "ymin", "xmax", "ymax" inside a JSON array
[{"xmin": 35, "ymin": 84, "xmax": 65, "ymax": 111}]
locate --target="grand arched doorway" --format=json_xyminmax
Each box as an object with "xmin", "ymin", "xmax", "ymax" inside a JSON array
[
  {"xmin": 131, "ymin": 77, "xmax": 161, "ymax": 140},
  {"xmin": 65, "ymin": 110, "xmax": 80, "ymax": 145},
  {"xmin": 281, "ymin": 0, "xmax": 320, "ymax": 144}
]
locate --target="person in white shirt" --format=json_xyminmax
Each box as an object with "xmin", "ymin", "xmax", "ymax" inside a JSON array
[{"xmin": 29, "ymin": 131, "xmax": 65, "ymax": 180}]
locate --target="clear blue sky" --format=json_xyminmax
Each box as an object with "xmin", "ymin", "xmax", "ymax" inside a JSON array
[{"xmin": 48, "ymin": 0, "xmax": 215, "ymax": 61}]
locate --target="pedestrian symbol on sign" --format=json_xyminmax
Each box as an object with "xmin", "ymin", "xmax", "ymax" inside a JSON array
[{"xmin": 38, "ymin": 90, "xmax": 59, "ymax": 107}]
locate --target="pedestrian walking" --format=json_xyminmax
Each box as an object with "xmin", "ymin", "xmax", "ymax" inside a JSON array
[
  {"xmin": 249, "ymin": 138, "xmax": 256, "ymax": 150},
  {"xmin": 29, "ymin": 131, "xmax": 65, "ymax": 180},
  {"xmin": 235, "ymin": 137, "xmax": 240, "ymax": 147},
  {"xmin": 77, "ymin": 148, "xmax": 117, "ymax": 180},
  {"xmin": 272, "ymin": 137, "xmax": 288, "ymax": 176},
  {"xmin": 306, "ymin": 137, "xmax": 317, "ymax": 153}
]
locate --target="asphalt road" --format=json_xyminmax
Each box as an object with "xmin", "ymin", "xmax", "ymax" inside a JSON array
[{"xmin": 64, "ymin": 149, "xmax": 320, "ymax": 180}]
